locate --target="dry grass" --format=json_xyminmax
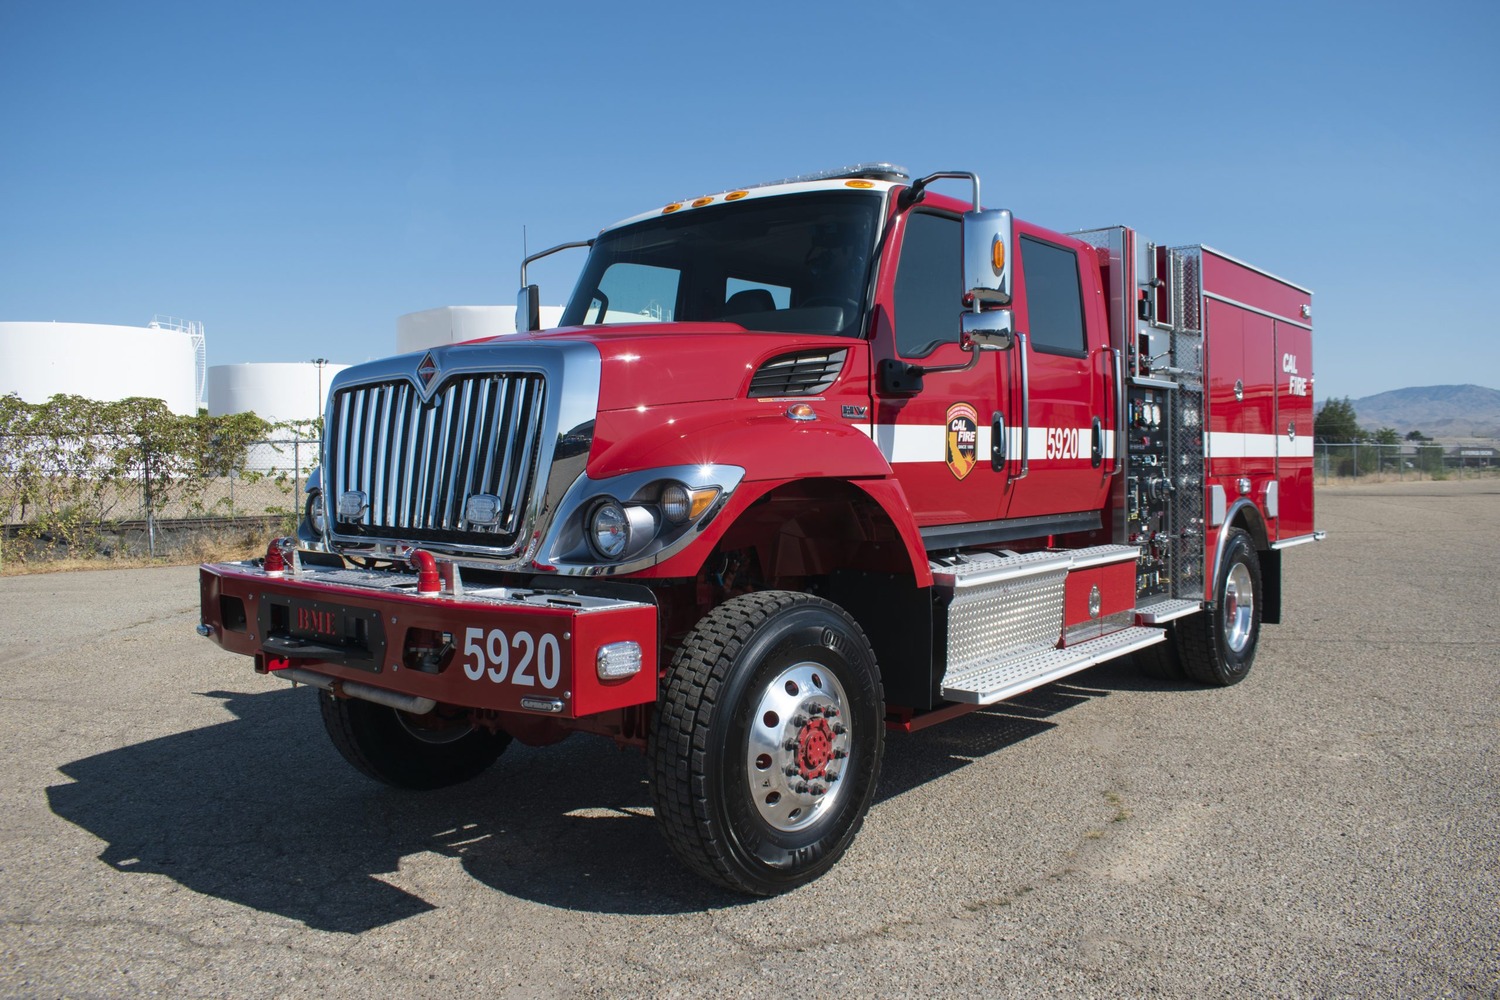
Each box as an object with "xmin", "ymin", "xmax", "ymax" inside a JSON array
[{"xmin": 0, "ymin": 531, "xmax": 265, "ymax": 577}]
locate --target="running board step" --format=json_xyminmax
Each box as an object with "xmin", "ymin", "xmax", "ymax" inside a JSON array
[
  {"xmin": 1137, "ymin": 598, "xmax": 1201, "ymax": 625},
  {"xmin": 939, "ymin": 626, "xmax": 1166, "ymax": 705}
]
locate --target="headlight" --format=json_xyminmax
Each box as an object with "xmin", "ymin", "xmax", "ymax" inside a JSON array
[
  {"xmin": 305, "ymin": 489, "xmax": 327, "ymax": 536},
  {"xmin": 589, "ymin": 501, "xmax": 630, "ymax": 559},
  {"xmin": 588, "ymin": 499, "xmax": 659, "ymax": 561}
]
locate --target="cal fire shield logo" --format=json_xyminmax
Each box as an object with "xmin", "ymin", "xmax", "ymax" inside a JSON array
[{"xmin": 945, "ymin": 402, "xmax": 979, "ymax": 480}]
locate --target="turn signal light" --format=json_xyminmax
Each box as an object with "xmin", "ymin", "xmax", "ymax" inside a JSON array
[
  {"xmin": 597, "ymin": 641, "xmax": 643, "ymax": 680},
  {"xmin": 992, "ymin": 236, "xmax": 1006, "ymax": 271}
]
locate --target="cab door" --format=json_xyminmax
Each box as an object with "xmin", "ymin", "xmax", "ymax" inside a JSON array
[
  {"xmin": 870, "ymin": 207, "xmax": 1011, "ymax": 530},
  {"xmin": 1001, "ymin": 228, "xmax": 1113, "ymax": 525}
]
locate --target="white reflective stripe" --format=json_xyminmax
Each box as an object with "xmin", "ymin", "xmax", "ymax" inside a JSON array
[
  {"xmin": 858, "ymin": 424, "xmax": 1114, "ymax": 463},
  {"xmin": 1207, "ymin": 432, "xmax": 1313, "ymax": 459}
]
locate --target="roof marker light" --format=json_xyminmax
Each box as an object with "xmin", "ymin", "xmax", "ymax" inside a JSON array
[
  {"xmin": 662, "ymin": 203, "xmax": 682, "ymax": 214},
  {"xmin": 845, "ymin": 180, "xmax": 875, "ymax": 189},
  {"xmin": 691, "ymin": 196, "xmax": 714, "ymax": 207},
  {"xmin": 725, "ymin": 190, "xmax": 749, "ymax": 201}
]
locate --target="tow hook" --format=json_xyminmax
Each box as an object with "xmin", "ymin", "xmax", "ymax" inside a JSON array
[{"xmin": 195, "ymin": 623, "xmax": 214, "ymax": 638}]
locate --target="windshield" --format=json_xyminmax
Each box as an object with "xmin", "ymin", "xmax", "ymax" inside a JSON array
[{"xmin": 560, "ymin": 191, "xmax": 882, "ymax": 337}]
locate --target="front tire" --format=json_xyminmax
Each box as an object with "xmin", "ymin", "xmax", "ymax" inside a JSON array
[
  {"xmin": 649, "ymin": 592, "xmax": 885, "ymax": 895},
  {"xmin": 1177, "ymin": 527, "xmax": 1262, "ymax": 686},
  {"xmin": 319, "ymin": 691, "xmax": 511, "ymax": 790}
]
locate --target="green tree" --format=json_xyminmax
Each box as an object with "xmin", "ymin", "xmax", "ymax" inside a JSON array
[
  {"xmin": 1405, "ymin": 429, "xmax": 1430, "ymax": 442},
  {"xmin": 1314, "ymin": 397, "xmax": 1364, "ymax": 443}
]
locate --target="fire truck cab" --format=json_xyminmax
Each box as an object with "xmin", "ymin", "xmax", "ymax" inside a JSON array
[{"xmin": 198, "ymin": 164, "xmax": 1320, "ymax": 894}]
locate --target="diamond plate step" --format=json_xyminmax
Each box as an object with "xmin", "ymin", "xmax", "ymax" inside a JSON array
[
  {"xmin": 1136, "ymin": 598, "xmax": 1201, "ymax": 625},
  {"xmin": 939, "ymin": 626, "xmax": 1166, "ymax": 705}
]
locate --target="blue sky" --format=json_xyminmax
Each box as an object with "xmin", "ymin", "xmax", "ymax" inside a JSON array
[{"xmin": 2, "ymin": 0, "xmax": 1496, "ymax": 401}]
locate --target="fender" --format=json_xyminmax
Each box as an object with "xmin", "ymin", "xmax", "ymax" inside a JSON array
[{"xmin": 1207, "ymin": 498, "xmax": 1269, "ymax": 602}]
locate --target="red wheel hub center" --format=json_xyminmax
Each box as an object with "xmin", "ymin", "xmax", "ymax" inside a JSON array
[{"xmin": 796, "ymin": 718, "xmax": 834, "ymax": 779}]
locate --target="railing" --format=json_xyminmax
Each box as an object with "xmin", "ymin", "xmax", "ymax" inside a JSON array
[{"xmin": 1315, "ymin": 442, "xmax": 1498, "ymax": 482}]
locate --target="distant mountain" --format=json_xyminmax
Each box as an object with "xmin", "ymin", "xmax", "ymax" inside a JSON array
[{"xmin": 1350, "ymin": 385, "xmax": 1500, "ymax": 441}]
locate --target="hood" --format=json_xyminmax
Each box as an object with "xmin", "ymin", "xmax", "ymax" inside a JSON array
[{"xmin": 462, "ymin": 323, "xmax": 859, "ymax": 411}]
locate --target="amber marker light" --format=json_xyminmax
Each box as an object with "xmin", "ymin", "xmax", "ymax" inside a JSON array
[
  {"xmin": 725, "ymin": 190, "xmax": 749, "ymax": 201},
  {"xmin": 992, "ymin": 236, "xmax": 1006, "ymax": 270},
  {"xmin": 691, "ymin": 196, "xmax": 714, "ymax": 207},
  {"xmin": 845, "ymin": 180, "xmax": 875, "ymax": 188},
  {"xmin": 662, "ymin": 203, "xmax": 682, "ymax": 214},
  {"xmin": 786, "ymin": 402, "xmax": 817, "ymax": 422}
]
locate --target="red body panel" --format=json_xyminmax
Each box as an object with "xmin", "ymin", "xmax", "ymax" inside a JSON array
[
  {"xmin": 1062, "ymin": 560, "xmax": 1136, "ymax": 641},
  {"xmin": 1200, "ymin": 248, "xmax": 1315, "ymax": 574}
]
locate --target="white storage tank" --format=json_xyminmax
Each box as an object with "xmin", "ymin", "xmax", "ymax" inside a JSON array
[
  {"xmin": 396, "ymin": 304, "xmax": 565, "ymax": 355},
  {"xmin": 205, "ymin": 362, "xmax": 349, "ymax": 423},
  {"xmin": 0, "ymin": 319, "xmax": 200, "ymax": 414}
]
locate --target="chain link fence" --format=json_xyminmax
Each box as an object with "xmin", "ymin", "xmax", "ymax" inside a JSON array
[
  {"xmin": 1316, "ymin": 442, "xmax": 1499, "ymax": 482},
  {"xmin": 1, "ymin": 435, "xmax": 320, "ymax": 563}
]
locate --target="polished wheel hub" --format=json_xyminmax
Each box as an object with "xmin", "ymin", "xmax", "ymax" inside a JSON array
[
  {"xmin": 746, "ymin": 662, "xmax": 852, "ymax": 832},
  {"xmin": 1223, "ymin": 562, "xmax": 1255, "ymax": 653}
]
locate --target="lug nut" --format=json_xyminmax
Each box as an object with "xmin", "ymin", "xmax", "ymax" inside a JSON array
[
  {"xmin": 784, "ymin": 740, "xmax": 799, "ymax": 751},
  {"xmin": 824, "ymin": 707, "xmax": 839, "ymax": 718},
  {"xmin": 784, "ymin": 765, "xmax": 799, "ymax": 777},
  {"xmin": 825, "ymin": 769, "xmax": 839, "ymax": 782},
  {"xmin": 795, "ymin": 782, "xmax": 809, "ymax": 793},
  {"xmin": 833, "ymin": 748, "xmax": 847, "ymax": 759},
  {"xmin": 792, "ymin": 714, "xmax": 808, "ymax": 727},
  {"xmin": 810, "ymin": 784, "xmax": 826, "ymax": 796},
  {"xmin": 832, "ymin": 723, "xmax": 847, "ymax": 735},
  {"xmin": 807, "ymin": 705, "xmax": 823, "ymax": 716}
]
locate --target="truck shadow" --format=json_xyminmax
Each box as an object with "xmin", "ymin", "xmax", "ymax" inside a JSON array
[{"xmin": 47, "ymin": 668, "xmax": 1132, "ymax": 930}]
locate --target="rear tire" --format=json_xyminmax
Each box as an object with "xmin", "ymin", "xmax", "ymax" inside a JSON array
[
  {"xmin": 649, "ymin": 592, "xmax": 884, "ymax": 895},
  {"xmin": 1135, "ymin": 634, "xmax": 1186, "ymax": 681},
  {"xmin": 1177, "ymin": 527, "xmax": 1262, "ymax": 686},
  {"xmin": 319, "ymin": 691, "xmax": 510, "ymax": 790}
]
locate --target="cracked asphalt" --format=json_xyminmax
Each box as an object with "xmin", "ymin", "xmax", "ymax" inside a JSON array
[{"xmin": 1, "ymin": 480, "xmax": 1496, "ymax": 998}]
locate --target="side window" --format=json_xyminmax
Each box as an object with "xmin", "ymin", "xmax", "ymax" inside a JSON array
[
  {"xmin": 584, "ymin": 262, "xmax": 679, "ymax": 324},
  {"xmin": 893, "ymin": 212, "xmax": 961, "ymax": 358},
  {"xmin": 1019, "ymin": 236, "xmax": 1085, "ymax": 355}
]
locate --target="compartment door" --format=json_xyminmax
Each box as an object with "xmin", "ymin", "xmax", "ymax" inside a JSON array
[{"xmin": 1275, "ymin": 323, "xmax": 1315, "ymax": 538}]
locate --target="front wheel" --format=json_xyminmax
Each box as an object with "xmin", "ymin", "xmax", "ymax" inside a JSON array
[
  {"xmin": 1177, "ymin": 527, "xmax": 1262, "ymax": 686},
  {"xmin": 319, "ymin": 691, "xmax": 511, "ymax": 790},
  {"xmin": 649, "ymin": 592, "xmax": 885, "ymax": 895}
]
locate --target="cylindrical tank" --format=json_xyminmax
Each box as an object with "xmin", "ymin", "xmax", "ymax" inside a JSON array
[
  {"xmin": 396, "ymin": 305, "xmax": 565, "ymax": 355},
  {"xmin": 205, "ymin": 362, "xmax": 349, "ymax": 423},
  {"xmin": 0, "ymin": 320, "xmax": 198, "ymax": 414}
]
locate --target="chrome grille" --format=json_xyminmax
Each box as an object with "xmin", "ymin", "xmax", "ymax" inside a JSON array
[{"xmin": 328, "ymin": 373, "xmax": 546, "ymax": 547}]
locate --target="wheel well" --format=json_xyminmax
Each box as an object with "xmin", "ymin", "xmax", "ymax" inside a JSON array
[
  {"xmin": 1226, "ymin": 504, "xmax": 1281, "ymax": 625},
  {"xmin": 695, "ymin": 479, "xmax": 935, "ymax": 709},
  {"xmin": 711, "ymin": 479, "xmax": 918, "ymax": 583}
]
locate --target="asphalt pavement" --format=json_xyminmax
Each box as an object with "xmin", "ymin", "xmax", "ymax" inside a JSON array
[{"xmin": 1, "ymin": 480, "xmax": 1496, "ymax": 998}]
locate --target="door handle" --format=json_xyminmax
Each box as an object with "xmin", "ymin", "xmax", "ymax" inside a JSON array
[{"xmin": 992, "ymin": 413, "xmax": 1005, "ymax": 470}]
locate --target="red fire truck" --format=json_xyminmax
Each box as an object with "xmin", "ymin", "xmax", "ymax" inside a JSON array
[{"xmin": 197, "ymin": 164, "xmax": 1321, "ymax": 895}]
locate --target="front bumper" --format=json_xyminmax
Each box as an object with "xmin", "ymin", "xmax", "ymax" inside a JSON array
[{"xmin": 199, "ymin": 561, "xmax": 658, "ymax": 718}]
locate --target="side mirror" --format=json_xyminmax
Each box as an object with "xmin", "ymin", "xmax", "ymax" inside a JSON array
[
  {"xmin": 963, "ymin": 208, "xmax": 1013, "ymax": 306},
  {"xmin": 962, "ymin": 310, "xmax": 1014, "ymax": 351},
  {"xmin": 517, "ymin": 285, "xmax": 541, "ymax": 332}
]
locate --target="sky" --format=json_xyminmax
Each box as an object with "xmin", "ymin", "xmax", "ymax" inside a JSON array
[{"xmin": 2, "ymin": 0, "xmax": 1497, "ymax": 402}]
